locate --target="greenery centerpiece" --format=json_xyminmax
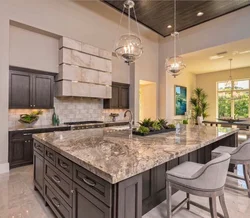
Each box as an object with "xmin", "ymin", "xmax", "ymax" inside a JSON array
[
  {"xmin": 18, "ymin": 110, "xmax": 43, "ymax": 127},
  {"xmin": 190, "ymin": 88, "xmax": 209, "ymax": 124},
  {"xmin": 133, "ymin": 118, "xmax": 176, "ymax": 136}
]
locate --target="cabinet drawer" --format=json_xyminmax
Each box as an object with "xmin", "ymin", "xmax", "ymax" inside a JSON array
[
  {"xmin": 33, "ymin": 140, "xmax": 44, "ymax": 157},
  {"xmin": 45, "ymin": 147, "xmax": 56, "ymax": 165},
  {"xmin": 56, "ymin": 154, "xmax": 73, "ymax": 179},
  {"xmin": 44, "ymin": 181, "xmax": 72, "ymax": 218},
  {"xmin": 73, "ymin": 183, "xmax": 111, "ymax": 218},
  {"xmin": 45, "ymin": 161, "xmax": 73, "ymax": 206},
  {"xmin": 73, "ymin": 164, "xmax": 112, "ymax": 206}
]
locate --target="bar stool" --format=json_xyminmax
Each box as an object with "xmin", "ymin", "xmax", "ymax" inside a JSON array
[
  {"xmin": 211, "ymin": 139, "xmax": 250, "ymax": 197},
  {"xmin": 166, "ymin": 153, "xmax": 230, "ymax": 218}
]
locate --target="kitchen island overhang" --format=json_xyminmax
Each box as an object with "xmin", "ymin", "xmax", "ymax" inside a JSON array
[{"xmin": 33, "ymin": 126, "xmax": 238, "ymax": 218}]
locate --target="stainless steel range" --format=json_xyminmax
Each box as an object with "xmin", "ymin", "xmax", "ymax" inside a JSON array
[{"xmin": 64, "ymin": 121, "xmax": 105, "ymax": 130}]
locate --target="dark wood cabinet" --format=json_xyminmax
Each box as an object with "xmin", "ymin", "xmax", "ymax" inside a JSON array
[
  {"xmin": 34, "ymin": 150, "xmax": 44, "ymax": 196},
  {"xmin": 9, "ymin": 138, "xmax": 33, "ymax": 168},
  {"xmin": 73, "ymin": 183, "xmax": 111, "ymax": 218},
  {"xmin": 104, "ymin": 82, "xmax": 129, "ymax": 109},
  {"xmin": 9, "ymin": 66, "xmax": 55, "ymax": 109},
  {"xmin": 9, "ymin": 127, "xmax": 70, "ymax": 169},
  {"xmin": 33, "ymin": 74, "xmax": 54, "ymax": 108}
]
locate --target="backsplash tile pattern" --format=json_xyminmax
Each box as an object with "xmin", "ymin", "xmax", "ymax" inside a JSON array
[{"xmin": 9, "ymin": 97, "xmax": 128, "ymax": 129}]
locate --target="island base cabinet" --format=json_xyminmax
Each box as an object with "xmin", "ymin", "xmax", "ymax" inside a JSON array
[
  {"xmin": 45, "ymin": 181, "xmax": 73, "ymax": 218},
  {"xmin": 34, "ymin": 151, "xmax": 44, "ymax": 196},
  {"xmin": 73, "ymin": 183, "xmax": 111, "ymax": 218}
]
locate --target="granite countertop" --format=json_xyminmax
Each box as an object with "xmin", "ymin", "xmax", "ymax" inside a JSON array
[
  {"xmin": 8, "ymin": 121, "xmax": 129, "ymax": 132},
  {"xmin": 8, "ymin": 124, "xmax": 70, "ymax": 132},
  {"xmin": 203, "ymin": 120, "xmax": 250, "ymax": 125},
  {"xmin": 33, "ymin": 125, "xmax": 238, "ymax": 184}
]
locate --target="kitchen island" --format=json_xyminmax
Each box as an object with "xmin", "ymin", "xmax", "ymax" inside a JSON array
[{"xmin": 33, "ymin": 125, "xmax": 238, "ymax": 218}]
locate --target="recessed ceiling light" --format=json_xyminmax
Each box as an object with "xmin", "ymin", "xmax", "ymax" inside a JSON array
[
  {"xmin": 197, "ymin": 12, "xmax": 204, "ymax": 17},
  {"xmin": 239, "ymin": 50, "xmax": 250, "ymax": 54},
  {"xmin": 167, "ymin": 25, "xmax": 172, "ymax": 29},
  {"xmin": 209, "ymin": 55, "xmax": 224, "ymax": 60}
]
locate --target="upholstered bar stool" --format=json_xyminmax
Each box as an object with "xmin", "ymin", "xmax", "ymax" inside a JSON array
[
  {"xmin": 211, "ymin": 139, "xmax": 250, "ymax": 197},
  {"xmin": 166, "ymin": 153, "xmax": 230, "ymax": 218}
]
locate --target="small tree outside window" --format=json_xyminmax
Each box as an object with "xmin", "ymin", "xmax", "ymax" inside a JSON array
[{"xmin": 217, "ymin": 79, "xmax": 250, "ymax": 118}]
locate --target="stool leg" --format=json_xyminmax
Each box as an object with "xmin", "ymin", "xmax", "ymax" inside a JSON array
[
  {"xmin": 243, "ymin": 164, "xmax": 250, "ymax": 198},
  {"xmin": 166, "ymin": 181, "xmax": 172, "ymax": 218},
  {"xmin": 209, "ymin": 196, "xmax": 217, "ymax": 218},
  {"xmin": 186, "ymin": 193, "xmax": 190, "ymax": 210},
  {"xmin": 219, "ymin": 194, "xmax": 229, "ymax": 218}
]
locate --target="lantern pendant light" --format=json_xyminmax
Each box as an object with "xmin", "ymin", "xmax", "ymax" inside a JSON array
[
  {"xmin": 114, "ymin": 0, "xmax": 143, "ymax": 65},
  {"xmin": 226, "ymin": 59, "xmax": 240, "ymax": 100},
  {"xmin": 165, "ymin": 0, "xmax": 186, "ymax": 77}
]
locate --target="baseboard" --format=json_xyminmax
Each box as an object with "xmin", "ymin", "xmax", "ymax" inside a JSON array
[{"xmin": 0, "ymin": 162, "xmax": 9, "ymax": 174}]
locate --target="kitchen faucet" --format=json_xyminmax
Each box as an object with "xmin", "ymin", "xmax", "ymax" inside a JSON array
[{"xmin": 124, "ymin": 110, "xmax": 133, "ymax": 130}]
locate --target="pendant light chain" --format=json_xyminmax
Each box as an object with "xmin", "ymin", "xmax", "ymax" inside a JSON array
[
  {"xmin": 114, "ymin": 6, "xmax": 125, "ymax": 52},
  {"xmin": 128, "ymin": 5, "xmax": 131, "ymax": 36},
  {"xmin": 133, "ymin": 6, "xmax": 141, "ymax": 40},
  {"xmin": 174, "ymin": 0, "xmax": 177, "ymax": 63}
]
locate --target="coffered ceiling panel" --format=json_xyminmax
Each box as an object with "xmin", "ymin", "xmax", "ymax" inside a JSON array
[{"xmin": 103, "ymin": 0, "xmax": 250, "ymax": 37}]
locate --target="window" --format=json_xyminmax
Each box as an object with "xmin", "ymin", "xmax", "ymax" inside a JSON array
[{"xmin": 217, "ymin": 79, "xmax": 250, "ymax": 118}]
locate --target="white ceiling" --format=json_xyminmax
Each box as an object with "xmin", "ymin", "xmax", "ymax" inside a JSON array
[{"xmin": 182, "ymin": 37, "xmax": 250, "ymax": 74}]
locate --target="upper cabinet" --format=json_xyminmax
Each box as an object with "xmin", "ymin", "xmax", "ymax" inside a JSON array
[
  {"xmin": 9, "ymin": 66, "xmax": 55, "ymax": 109},
  {"xmin": 104, "ymin": 82, "xmax": 130, "ymax": 109}
]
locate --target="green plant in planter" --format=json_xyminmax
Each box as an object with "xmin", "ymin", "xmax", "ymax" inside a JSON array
[
  {"xmin": 158, "ymin": 118, "xmax": 168, "ymax": 129},
  {"xmin": 19, "ymin": 110, "xmax": 43, "ymax": 124},
  {"xmin": 137, "ymin": 126, "xmax": 150, "ymax": 134},
  {"xmin": 138, "ymin": 118, "xmax": 154, "ymax": 128},
  {"xmin": 152, "ymin": 121, "xmax": 162, "ymax": 131},
  {"xmin": 190, "ymin": 88, "xmax": 209, "ymax": 120}
]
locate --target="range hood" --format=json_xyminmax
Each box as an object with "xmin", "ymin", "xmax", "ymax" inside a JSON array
[{"xmin": 56, "ymin": 37, "xmax": 112, "ymax": 99}]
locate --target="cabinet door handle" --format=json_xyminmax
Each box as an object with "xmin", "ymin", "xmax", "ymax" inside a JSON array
[
  {"xmin": 59, "ymin": 160, "xmax": 68, "ymax": 169},
  {"xmin": 52, "ymin": 175, "xmax": 61, "ymax": 184},
  {"xmin": 82, "ymin": 177, "xmax": 96, "ymax": 187},
  {"xmin": 23, "ymin": 133, "xmax": 32, "ymax": 136},
  {"xmin": 51, "ymin": 197, "xmax": 60, "ymax": 208},
  {"xmin": 47, "ymin": 152, "xmax": 54, "ymax": 159}
]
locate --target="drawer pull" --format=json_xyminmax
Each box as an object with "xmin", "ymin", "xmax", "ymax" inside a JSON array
[
  {"xmin": 47, "ymin": 152, "xmax": 54, "ymax": 159},
  {"xmin": 59, "ymin": 161, "xmax": 68, "ymax": 169},
  {"xmin": 51, "ymin": 197, "xmax": 60, "ymax": 208},
  {"xmin": 23, "ymin": 133, "xmax": 32, "ymax": 136},
  {"xmin": 52, "ymin": 175, "xmax": 61, "ymax": 183},
  {"xmin": 82, "ymin": 177, "xmax": 96, "ymax": 187}
]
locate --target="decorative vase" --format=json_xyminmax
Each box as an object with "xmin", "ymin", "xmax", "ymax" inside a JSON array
[{"xmin": 197, "ymin": 116, "xmax": 203, "ymax": 125}]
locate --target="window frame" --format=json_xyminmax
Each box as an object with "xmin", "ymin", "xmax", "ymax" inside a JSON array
[{"xmin": 217, "ymin": 79, "xmax": 250, "ymax": 118}]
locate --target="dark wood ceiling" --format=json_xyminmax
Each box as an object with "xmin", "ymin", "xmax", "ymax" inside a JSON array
[{"xmin": 103, "ymin": 0, "xmax": 250, "ymax": 37}]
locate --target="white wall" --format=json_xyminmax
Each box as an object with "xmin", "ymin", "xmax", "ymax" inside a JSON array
[
  {"xmin": 9, "ymin": 25, "xmax": 59, "ymax": 73},
  {"xmin": 159, "ymin": 6, "xmax": 250, "ymax": 120},
  {"xmin": 0, "ymin": 6, "xmax": 9, "ymax": 173},
  {"xmin": 0, "ymin": 0, "xmax": 159, "ymax": 171},
  {"xmin": 196, "ymin": 67, "xmax": 250, "ymax": 120}
]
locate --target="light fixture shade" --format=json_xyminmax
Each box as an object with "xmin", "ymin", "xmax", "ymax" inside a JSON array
[
  {"xmin": 165, "ymin": 56, "xmax": 186, "ymax": 77},
  {"xmin": 115, "ymin": 34, "xmax": 143, "ymax": 64}
]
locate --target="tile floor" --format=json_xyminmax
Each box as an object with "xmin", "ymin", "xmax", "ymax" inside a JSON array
[{"xmin": 0, "ymin": 165, "xmax": 249, "ymax": 218}]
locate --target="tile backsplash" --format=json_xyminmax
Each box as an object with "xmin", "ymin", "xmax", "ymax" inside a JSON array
[{"xmin": 9, "ymin": 97, "xmax": 128, "ymax": 129}]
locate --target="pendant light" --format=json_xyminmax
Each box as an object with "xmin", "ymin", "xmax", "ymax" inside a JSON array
[
  {"xmin": 165, "ymin": 0, "xmax": 186, "ymax": 77},
  {"xmin": 114, "ymin": 0, "xmax": 143, "ymax": 65},
  {"xmin": 225, "ymin": 59, "xmax": 240, "ymax": 100}
]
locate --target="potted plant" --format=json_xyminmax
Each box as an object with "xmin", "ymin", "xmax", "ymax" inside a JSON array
[
  {"xmin": 134, "ymin": 118, "xmax": 175, "ymax": 136},
  {"xmin": 190, "ymin": 88, "xmax": 209, "ymax": 125},
  {"xmin": 18, "ymin": 110, "xmax": 43, "ymax": 128}
]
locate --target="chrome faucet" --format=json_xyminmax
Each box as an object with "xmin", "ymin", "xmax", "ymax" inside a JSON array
[{"xmin": 124, "ymin": 110, "xmax": 133, "ymax": 130}]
